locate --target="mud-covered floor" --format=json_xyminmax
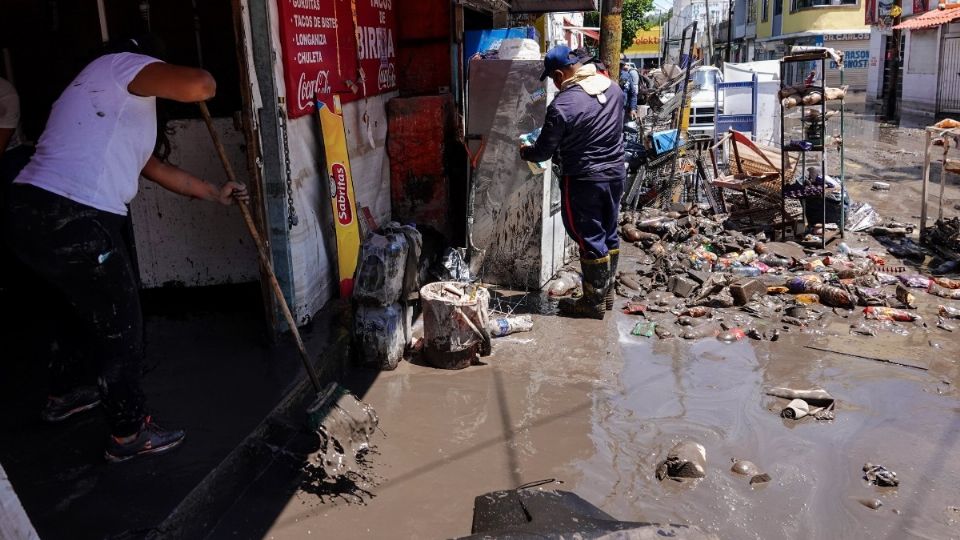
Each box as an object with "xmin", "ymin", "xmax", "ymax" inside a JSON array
[{"xmin": 216, "ymin": 102, "xmax": 960, "ymax": 540}]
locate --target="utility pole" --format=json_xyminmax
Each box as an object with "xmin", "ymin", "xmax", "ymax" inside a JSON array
[
  {"xmin": 601, "ymin": 0, "xmax": 624, "ymax": 81},
  {"xmin": 884, "ymin": 0, "xmax": 903, "ymax": 120},
  {"xmin": 725, "ymin": 0, "xmax": 734, "ymax": 63},
  {"xmin": 704, "ymin": 0, "xmax": 714, "ymax": 65}
]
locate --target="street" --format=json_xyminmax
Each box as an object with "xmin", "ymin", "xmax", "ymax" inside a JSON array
[{"xmin": 211, "ymin": 101, "xmax": 960, "ymax": 539}]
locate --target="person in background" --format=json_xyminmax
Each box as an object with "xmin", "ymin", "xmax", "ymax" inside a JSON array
[
  {"xmin": 5, "ymin": 36, "xmax": 249, "ymax": 463},
  {"xmin": 619, "ymin": 55, "xmax": 640, "ymax": 121},
  {"xmin": 520, "ymin": 45, "xmax": 625, "ymax": 319},
  {"xmin": 572, "ymin": 47, "xmax": 609, "ymax": 78},
  {"xmin": 0, "ymin": 76, "xmax": 31, "ymax": 184}
]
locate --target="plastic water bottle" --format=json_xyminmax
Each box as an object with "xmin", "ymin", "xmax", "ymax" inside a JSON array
[
  {"xmin": 486, "ymin": 315, "xmax": 534, "ymax": 337},
  {"xmin": 729, "ymin": 266, "xmax": 762, "ymax": 277}
]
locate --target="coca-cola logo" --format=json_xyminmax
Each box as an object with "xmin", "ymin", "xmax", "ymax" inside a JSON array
[
  {"xmin": 297, "ymin": 70, "xmax": 331, "ymax": 112},
  {"xmin": 377, "ymin": 62, "xmax": 396, "ymax": 91},
  {"xmin": 331, "ymin": 163, "xmax": 352, "ymax": 226}
]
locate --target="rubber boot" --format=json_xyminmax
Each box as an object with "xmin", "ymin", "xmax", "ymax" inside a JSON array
[
  {"xmin": 605, "ymin": 249, "xmax": 619, "ymax": 311},
  {"xmin": 558, "ymin": 255, "xmax": 610, "ymax": 319}
]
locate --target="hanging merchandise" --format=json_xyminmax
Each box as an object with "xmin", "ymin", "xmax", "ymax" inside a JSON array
[{"xmin": 317, "ymin": 96, "xmax": 362, "ymax": 298}]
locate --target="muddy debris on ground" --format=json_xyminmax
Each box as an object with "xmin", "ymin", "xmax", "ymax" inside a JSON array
[
  {"xmin": 614, "ymin": 201, "xmax": 959, "ymax": 353},
  {"xmin": 656, "ymin": 441, "xmax": 707, "ymax": 481},
  {"xmin": 303, "ymin": 383, "xmax": 380, "ymax": 499},
  {"xmin": 863, "ymin": 463, "xmax": 900, "ymax": 487}
]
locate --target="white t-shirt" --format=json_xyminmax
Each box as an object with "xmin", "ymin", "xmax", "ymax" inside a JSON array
[
  {"xmin": 15, "ymin": 53, "xmax": 162, "ymax": 215},
  {"xmin": 0, "ymin": 76, "xmax": 23, "ymax": 151}
]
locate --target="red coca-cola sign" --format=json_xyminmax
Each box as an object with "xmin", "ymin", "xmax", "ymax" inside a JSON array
[
  {"xmin": 276, "ymin": 0, "xmax": 397, "ymax": 119},
  {"xmin": 331, "ymin": 163, "xmax": 353, "ymax": 225}
]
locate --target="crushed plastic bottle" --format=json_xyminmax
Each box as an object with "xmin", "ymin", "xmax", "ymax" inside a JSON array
[
  {"xmin": 939, "ymin": 305, "xmax": 960, "ymax": 319},
  {"xmin": 486, "ymin": 315, "xmax": 534, "ymax": 337},
  {"xmin": 546, "ymin": 270, "xmax": 581, "ymax": 297},
  {"xmin": 759, "ymin": 253, "xmax": 790, "ymax": 267},
  {"xmin": 729, "ymin": 266, "xmax": 762, "ymax": 277}
]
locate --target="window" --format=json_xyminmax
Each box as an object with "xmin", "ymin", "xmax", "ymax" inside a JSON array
[
  {"xmin": 747, "ymin": 0, "xmax": 757, "ymax": 23},
  {"xmin": 791, "ymin": 0, "xmax": 858, "ymax": 11},
  {"xmin": 694, "ymin": 68, "xmax": 722, "ymax": 91},
  {"xmin": 907, "ymin": 30, "xmax": 937, "ymax": 74},
  {"xmin": 762, "ymin": 0, "xmax": 769, "ymax": 22}
]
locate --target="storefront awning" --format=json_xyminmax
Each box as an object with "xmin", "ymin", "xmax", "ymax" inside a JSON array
[
  {"xmin": 510, "ymin": 0, "xmax": 598, "ymax": 12},
  {"xmin": 894, "ymin": 4, "xmax": 960, "ymax": 30},
  {"xmin": 564, "ymin": 26, "xmax": 601, "ymax": 40}
]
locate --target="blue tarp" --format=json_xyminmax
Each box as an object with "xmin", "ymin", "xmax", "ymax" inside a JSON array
[{"xmin": 464, "ymin": 27, "xmax": 539, "ymax": 58}]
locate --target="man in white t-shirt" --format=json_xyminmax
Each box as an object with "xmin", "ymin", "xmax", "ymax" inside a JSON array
[{"xmin": 6, "ymin": 37, "xmax": 249, "ymax": 463}]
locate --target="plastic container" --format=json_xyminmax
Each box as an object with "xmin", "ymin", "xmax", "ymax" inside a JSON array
[
  {"xmin": 486, "ymin": 315, "xmax": 534, "ymax": 337},
  {"xmin": 383, "ymin": 222, "xmax": 422, "ymax": 298},
  {"xmin": 421, "ymin": 282, "xmax": 491, "ymax": 369},
  {"xmin": 353, "ymin": 230, "xmax": 409, "ymax": 307},
  {"xmin": 354, "ymin": 303, "xmax": 406, "ymax": 370},
  {"xmin": 759, "ymin": 253, "xmax": 790, "ymax": 267},
  {"xmin": 729, "ymin": 266, "xmax": 762, "ymax": 277}
]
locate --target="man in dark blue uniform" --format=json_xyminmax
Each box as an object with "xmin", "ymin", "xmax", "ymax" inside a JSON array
[{"xmin": 521, "ymin": 45, "xmax": 626, "ymax": 319}]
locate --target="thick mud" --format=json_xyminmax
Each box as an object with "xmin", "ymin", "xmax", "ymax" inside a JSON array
[{"xmin": 252, "ymin": 102, "xmax": 960, "ymax": 540}]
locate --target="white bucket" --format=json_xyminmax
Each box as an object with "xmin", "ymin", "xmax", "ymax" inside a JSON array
[{"xmin": 420, "ymin": 282, "xmax": 490, "ymax": 369}]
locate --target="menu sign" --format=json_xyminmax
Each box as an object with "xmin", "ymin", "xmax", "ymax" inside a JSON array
[
  {"xmin": 354, "ymin": 0, "xmax": 397, "ymax": 96},
  {"xmin": 276, "ymin": 0, "xmax": 397, "ymax": 119}
]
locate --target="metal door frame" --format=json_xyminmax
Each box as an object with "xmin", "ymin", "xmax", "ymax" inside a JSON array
[{"xmin": 938, "ymin": 29, "xmax": 960, "ymax": 114}]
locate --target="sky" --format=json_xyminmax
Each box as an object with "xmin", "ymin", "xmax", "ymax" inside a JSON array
[{"xmin": 652, "ymin": 0, "xmax": 673, "ymax": 11}]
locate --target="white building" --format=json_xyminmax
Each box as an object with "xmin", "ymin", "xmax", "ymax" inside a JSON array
[{"xmin": 668, "ymin": 0, "xmax": 732, "ymax": 59}]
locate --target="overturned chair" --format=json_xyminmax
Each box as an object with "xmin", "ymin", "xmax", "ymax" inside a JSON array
[{"xmin": 709, "ymin": 129, "xmax": 803, "ymax": 234}]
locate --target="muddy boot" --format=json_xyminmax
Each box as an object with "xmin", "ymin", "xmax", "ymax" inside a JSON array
[
  {"xmin": 605, "ymin": 249, "xmax": 619, "ymax": 311},
  {"xmin": 559, "ymin": 255, "xmax": 609, "ymax": 319}
]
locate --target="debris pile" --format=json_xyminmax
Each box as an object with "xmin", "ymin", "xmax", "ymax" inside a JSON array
[{"xmin": 614, "ymin": 206, "xmax": 959, "ymax": 345}]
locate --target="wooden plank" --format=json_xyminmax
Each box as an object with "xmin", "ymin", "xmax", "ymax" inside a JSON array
[{"xmin": 0, "ymin": 463, "xmax": 40, "ymax": 540}]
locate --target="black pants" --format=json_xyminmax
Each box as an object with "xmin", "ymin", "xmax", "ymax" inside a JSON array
[{"xmin": 6, "ymin": 184, "xmax": 145, "ymax": 436}]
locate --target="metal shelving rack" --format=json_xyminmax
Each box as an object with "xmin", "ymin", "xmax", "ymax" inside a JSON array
[{"xmin": 778, "ymin": 50, "xmax": 846, "ymax": 248}]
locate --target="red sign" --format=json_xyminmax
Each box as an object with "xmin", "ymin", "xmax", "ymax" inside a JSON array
[
  {"xmin": 276, "ymin": 0, "xmax": 397, "ymax": 119},
  {"xmin": 332, "ymin": 163, "xmax": 353, "ymax": 225}
]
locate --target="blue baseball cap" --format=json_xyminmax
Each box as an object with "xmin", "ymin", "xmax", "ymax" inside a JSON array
[{"xmin": 539, "ymin": 45, "xmax": 579, "ymax": 81}]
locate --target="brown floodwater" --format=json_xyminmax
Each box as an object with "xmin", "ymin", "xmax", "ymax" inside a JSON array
[{"xmin": 257, "ymin": 101, "xmax": 960, "ymax": 540}]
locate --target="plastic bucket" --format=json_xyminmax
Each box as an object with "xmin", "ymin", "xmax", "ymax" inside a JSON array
[{"xmin": 420, "ymin": 282, "xmax": 490, "ymax": 370}]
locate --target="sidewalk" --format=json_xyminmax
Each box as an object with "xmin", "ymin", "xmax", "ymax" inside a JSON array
[{"xmin": 0, "ymin": 284, "xmax": 352, "ymax": 539}]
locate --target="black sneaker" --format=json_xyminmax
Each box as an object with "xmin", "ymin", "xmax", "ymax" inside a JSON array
[
  {"xmin": 104, "ymin": 417, "xmax": 186, "ymax": 463},
  {"xmin": 41, "ymin": 386, "xmax": 101, "ymax": 423}
]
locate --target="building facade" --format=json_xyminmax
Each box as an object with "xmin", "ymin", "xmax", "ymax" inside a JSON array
[{"xmin": 754, "ymin": 0, "xmax": 870, "ymax": 89}]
